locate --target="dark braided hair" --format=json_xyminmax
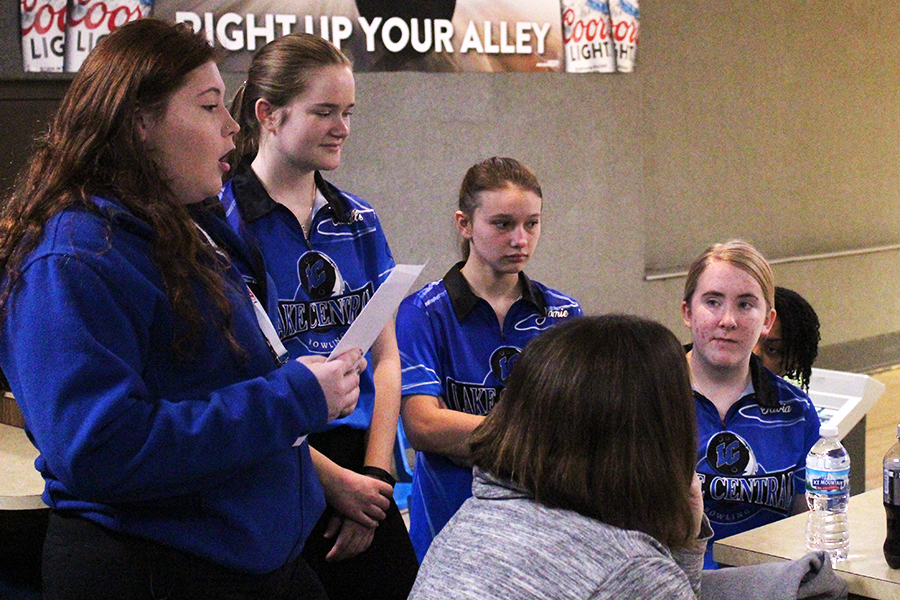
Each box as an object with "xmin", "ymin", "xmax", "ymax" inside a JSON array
[{"xmin": 775, "ymin": 287, "xmax": 820, "ymax": 390}]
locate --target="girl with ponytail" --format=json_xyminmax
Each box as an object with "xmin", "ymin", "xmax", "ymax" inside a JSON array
[{"xmin": 221, "ymin": 33, "xmax": 418, "ymax": 600}]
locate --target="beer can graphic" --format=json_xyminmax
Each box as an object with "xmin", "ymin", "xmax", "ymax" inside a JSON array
[
  {"xmin": 64, "ymin": 0, "xmax": 153, "ymax": 73},
  {"xmin": 560, "ymin": 0, "xmax": 615, "ymax": 73},
  {"xmin": 609, "ymin": 0, "xmax": 638, "ymax": 72},
  {"xmin": 21, "ymin": 0, "xmax": 67, "ymax": 72}
]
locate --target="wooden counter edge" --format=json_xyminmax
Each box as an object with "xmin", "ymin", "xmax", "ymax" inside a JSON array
[{"xmin": 0, "ymin": 391, "xmax": 24, "ymax": 428}]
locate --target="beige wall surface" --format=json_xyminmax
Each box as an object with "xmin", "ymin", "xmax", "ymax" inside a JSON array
[{"xmin": 286, "ymin": 1, "xmax": 900, "ymax": 348}]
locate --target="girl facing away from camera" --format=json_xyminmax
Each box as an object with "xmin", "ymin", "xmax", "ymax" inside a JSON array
[
  {"xmin": 0, "ymin": 19, "xmax": 365, "ymax": 600},
  {"xmin": 409, "ymin": 315, "xmax": 710, "ymax": 599},
  {"xmin": 410, "ymin": 314, "xmax": 848, "ymax": 600},
  {"xmin": 681, "ymin": 240, "xmax": 820, "ymax": 569},
  {"xmin": 396, "ymin": 156, "xmax": 582, "ymax": 561},
  {"xmin": 221, "ymin": 32, "xmax": 418, "ymax": 599}
]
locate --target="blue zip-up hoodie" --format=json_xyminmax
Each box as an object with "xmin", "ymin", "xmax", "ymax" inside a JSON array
[{"xmin": 0, "ymin": 196, "xmax": 327, "ymax": 573}]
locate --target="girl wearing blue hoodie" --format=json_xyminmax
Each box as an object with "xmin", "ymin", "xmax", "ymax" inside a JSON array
[{"xmin": 0, "ymin": 19, "xmax": 364, "ymax": 600}]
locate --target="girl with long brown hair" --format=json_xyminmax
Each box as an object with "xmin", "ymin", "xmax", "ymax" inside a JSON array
[
  {"xmin": 409, "ymin": 315, "xmax": 708, "ymax": 598},
  {"xmin": 0, "ymin": 19, "xmax": 363, "ymax": 599}
]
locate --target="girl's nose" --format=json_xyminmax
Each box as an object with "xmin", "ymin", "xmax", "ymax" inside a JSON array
[
  {"xmin": 719, "ymin": 308, "xmax": 737, "ymax": 328},
  {"xmin": 223, "ymin": 111, "xmax": 240, "ymax": 137},
  {"xmin": 511, "ymin": 227, "xmax": 527, "ymax": 247},
  {"xmin": 333, "ymin": 115, "xmax": 350, "ymax": 136}
]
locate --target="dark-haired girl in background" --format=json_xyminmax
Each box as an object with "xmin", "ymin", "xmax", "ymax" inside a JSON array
[{"xmin": 754, "ymin": 286, "xmax": 821, "ymax": 391}]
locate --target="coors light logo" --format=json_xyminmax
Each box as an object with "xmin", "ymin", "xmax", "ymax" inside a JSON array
[
  {"xmin": 609, "ymin": 0, "xmax": 638, "ymax": 72},
  {"xmin": 20, "ymin": 0, "xmax": 152, "ymax": 73},
  {"xmin": 560, "ymin": 0, "xmax": 614, "ymax": 73},
  {"xmin": 21, "ymin": 0, "xmax": 67, "ymax": 72},
  {"xmin": 64, "ymin": 0, "xmax": 154, "ymax": 72}
]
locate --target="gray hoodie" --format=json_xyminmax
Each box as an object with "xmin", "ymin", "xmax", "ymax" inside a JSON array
[{"xmin": 410, "ymin": 468, "xmax": 710, "ymax": 599}]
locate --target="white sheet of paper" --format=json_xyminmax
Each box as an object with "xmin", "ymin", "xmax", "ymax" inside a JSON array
[
  {"xmin": 293, "ymin": 263, "xmax": 425, "ymax": 447},
  {"xmin": 326, "ymin": 263, "xmax": 425, "ymax": 360}
]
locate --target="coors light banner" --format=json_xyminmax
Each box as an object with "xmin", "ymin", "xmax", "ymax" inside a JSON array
[
  {"xmin": 21, "ymin": 0, "xmax": 153, "ymax": 72},
  {"xmin": 21, "ymin": 0, "xmax": 637, "ymax": 73},
  {"xmin": 21, "ymin": 0, "xmax": 67, "ymax": 72}
]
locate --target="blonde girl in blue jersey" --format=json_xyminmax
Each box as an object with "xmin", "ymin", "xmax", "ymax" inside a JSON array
[{"xmin": 682, "ymin": 240, "xmax": 820, "ymax": 568}]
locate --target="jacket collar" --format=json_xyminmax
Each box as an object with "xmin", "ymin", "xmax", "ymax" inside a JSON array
[
  {"xmin": 187, "ymin": 198, "xmax": 269, "ymax": 307},
  {"xmin": 91, "ymin": 195, "xmax": 154, "ymax": 239},
  {"xmin": 443, "ymin": 261, "xmax": 546, "ymax": 322},
  {"xmin": 748, "ymin": 351, "xmax": 779, "ymax": 408},
  {"xmin": 471, "ymin": 467, "xmax": 532, "ymax": 501},
  {"xmin": 229, "ymin": 157, "xmax": 354, "ymax": 224}
]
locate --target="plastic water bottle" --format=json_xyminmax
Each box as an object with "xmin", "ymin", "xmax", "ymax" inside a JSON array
[
  {"xmin": 883, "ymin": 423, "xmax": 900, "ymax": 569},
  {"xmin": 805, "ymin": 422, "xmax": 850, "ymax": 564}
]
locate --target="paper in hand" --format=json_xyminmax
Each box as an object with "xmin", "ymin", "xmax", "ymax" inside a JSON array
[
  {"xmin": 327, "ymin": 263, "xmax": 425, "ymax": 360},
  {"xmin": 293, "ymin": 263, "xmax": 425, "ymax": 447}
]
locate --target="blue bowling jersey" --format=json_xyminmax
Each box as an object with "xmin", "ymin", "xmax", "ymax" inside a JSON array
[
  {"xmin": 694, "ymin": 352, "xmax": 820, "ymax": 568},
  {"xmin": 221, "ymin": 160, "xmax": 395, "ymax": 431},
  {"xmin": 397, "ymin": 263, "xmax": 581, "ymax": 561}
]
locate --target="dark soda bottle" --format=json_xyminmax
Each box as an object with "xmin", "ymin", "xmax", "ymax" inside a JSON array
[{"xmin": 884, "ymin": 423, "xmax": 900, "ymax": 569}]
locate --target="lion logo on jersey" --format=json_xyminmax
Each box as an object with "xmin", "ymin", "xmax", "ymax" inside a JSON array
[
  {"xmin": 706, "ymin": 431, "xmax": 759, "ymax": 477},
  {"xmin": 297, "ymin": 251, "xmax": 345, "ymax": 300},
  {"xmin": 490, "ymin": 346, "xmax": 521, "ymax": 384}
]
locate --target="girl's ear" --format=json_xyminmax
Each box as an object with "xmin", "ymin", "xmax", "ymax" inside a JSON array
[
  {"xmin": 681, "ymin": 299, "xmax": 692, "ymax": 330},
  {"xmin": 761, "ymin": 306, "xmax": 777, "ymax": 336},
  {"xmin": 135, "ymin": 106, "xmax": 151, "ymax": 143},
  {"xmin": 455, "ymin": 210, "xmax": 472, "ymax": 239},
  {"xmin": 254, "ymin": 98, "xmax": 279, "ymax": 132}
]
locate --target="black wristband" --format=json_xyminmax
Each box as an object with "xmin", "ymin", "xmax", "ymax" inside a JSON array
[{"xmin": 361, "ymin": 465, "xmax": 396, "ymax": 487}]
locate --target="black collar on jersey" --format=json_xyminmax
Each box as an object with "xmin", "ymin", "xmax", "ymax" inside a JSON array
[
  {"xmin": 442, "ymin": 261, "xmax": 546, "ymax": 322},
  {"xmin": 229, "ymin": 157, "xmax": 354, "ymax": 225},
  {"xmin": 684, "ymin": 344, "xmax": 779, "ymax": 409},
  {"xmin": 188, "ymin": 198, "xmax": 269, "ymax": 308}
]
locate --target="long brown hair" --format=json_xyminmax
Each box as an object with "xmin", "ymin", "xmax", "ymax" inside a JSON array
[
  {"xmin": 470, "ymin": 315, "xmax": 699, "ymax": 548},
  {"xmin": 230, "ymin": 33, "xmax": 351, "ymax": 162},
  {"xmin": 0, "ymin": 19, "xmax": 242, "ymax": 357}
]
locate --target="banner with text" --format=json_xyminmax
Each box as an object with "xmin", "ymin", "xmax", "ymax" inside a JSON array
[{"xmin": 20, "ymin": 0, "xmax": 638, "ymax": 73}]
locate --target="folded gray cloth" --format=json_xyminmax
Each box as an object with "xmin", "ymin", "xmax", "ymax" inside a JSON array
[{"xmin": 701, "ymin": 552, "xmax": 848, "ymax": 600}]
